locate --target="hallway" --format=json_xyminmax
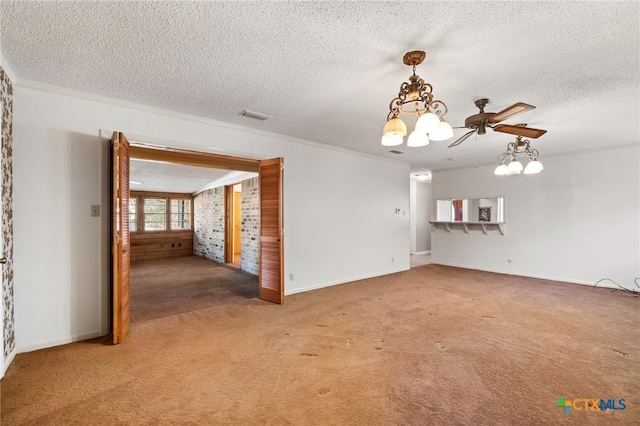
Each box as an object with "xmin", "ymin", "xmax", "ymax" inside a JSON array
[{"xmin": 410, "ymin": 252, "xmax": 431, "ymax": 268}]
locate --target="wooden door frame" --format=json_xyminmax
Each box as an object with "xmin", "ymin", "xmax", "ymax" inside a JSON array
[
  {"xmin": 129, "ymin": 145, "xmax": 260, "ymax": 172},
  {"xmin": 125, "ymin": 143, "xmax": 284, "ymax": 303},
  {"xmin": 224, "ymin": 185, "xmax": 243, "ymax": 264},
  {"xmin": 224, "ymin": 185, "xmax": 234, "ymax": 263}
]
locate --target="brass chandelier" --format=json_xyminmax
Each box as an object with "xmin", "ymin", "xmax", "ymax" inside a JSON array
[
  {"xmin": 381, "ymin": 50, "xmax": 453, "ymax": 147},
  {"xmin": 494, "ymin": 135, "xmax": 544, "ymax": 175}
]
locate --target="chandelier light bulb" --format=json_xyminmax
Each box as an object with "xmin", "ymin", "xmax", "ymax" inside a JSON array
[
  {"xmin": 494, "ymin": 163, "xmax": 508, "ymax": 176},
  {"xmin": 507, "ymin": 159, "xmax": 523, "ymax": 174},
  {"xmin": 524, "ymin": 159, "xmax": 544, "ymax": 174},
  {"xmin": 382, "ymin": 116, "xmax": 407, "ymax": 138},
  {"xmin": 429, "ymin": 120, "xmax": 454, "ymax": 141},
  {"xmin": 381, "ymin": 133, "xmax": 404, "ymax": 146},
  {"xmin": 415, "ymin": 112, "xmax": 440, "ymax": 134},
  {"xmin": 407, "ymin": 130, "xmax": 430, "ymax": 147}
]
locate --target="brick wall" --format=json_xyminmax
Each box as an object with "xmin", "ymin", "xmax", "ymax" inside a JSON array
[
  {"xmin": 192, "ymin": 177, "xmax": 260, "ymax": 276},
  {"xmin": 193, "ymin": 187, "xmax": 225, "ymax": 262},
  {"xmin": 241, "ymin": 177, "xmax": 259, "ymax": 275}
]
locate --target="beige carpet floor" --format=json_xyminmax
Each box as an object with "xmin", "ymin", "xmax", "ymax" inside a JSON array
[
  {"xmin": 1, "ymin": 261, "xmax": 638, "ymax": 425},
  {"xmin": 130, "ymin": 256, "xmax": 258, "ymax": 324}
]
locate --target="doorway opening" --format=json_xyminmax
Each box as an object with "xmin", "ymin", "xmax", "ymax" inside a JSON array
[
  {"xmin": 111, "ymin": 132, "xmax": 284, "ymax": 344},
  {"xmin": 225, "ymin": 183, "xmax": 242, "ymax": 269}
]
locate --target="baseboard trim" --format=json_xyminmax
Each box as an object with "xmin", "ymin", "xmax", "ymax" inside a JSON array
[
  {"xmin": 285, "ymin": 268, "xmax": 409, "ymax": 296},
  {"xmin": 430, "ymin": 262, "xmax": 608, "ymax": 288},
  {"xmin": 2, "ymin": 347, "xmax": 17, "ymax": 378},
  {"xmin": 413, "ymin": 250, "xmax": 431, "ymax": 255},
  {"xmin": 16, "ymin": 330, "xmax": 105, "ymax": 355}
]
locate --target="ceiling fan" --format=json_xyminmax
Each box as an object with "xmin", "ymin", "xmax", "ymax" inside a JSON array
[{"xmin": 448, "ymin": 98, "xmax": 547, "ymax": 148}]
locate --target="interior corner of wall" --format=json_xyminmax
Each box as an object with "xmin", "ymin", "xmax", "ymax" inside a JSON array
[
  {"xmin": 0, "ymin": 55, "xmax": 17, "ymax": 84},
  {"xmin": 99, "ymin": 128, "xmax": 115, "ymax": 140},
  {"xmin": 2, "ymin": 346, "xmax": 17, "ymax": 378}
]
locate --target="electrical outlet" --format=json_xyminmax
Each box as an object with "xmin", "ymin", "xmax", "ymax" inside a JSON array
[
  {"xmin": 391, "ymin": 257, "xmax": 394, "ymax": 263},
  {"xmin": 289, "ymin": 273, "xmax": 294, "ymax": 281}
]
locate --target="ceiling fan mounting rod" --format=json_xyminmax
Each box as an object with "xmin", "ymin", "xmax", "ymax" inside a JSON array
[
  {"xmin": 403, "ymin": 50, "xmax": 426, "ymax": 66},
  {"xmin": 475, "ymin": 98, "xmax": 489, "ymax": 113}
]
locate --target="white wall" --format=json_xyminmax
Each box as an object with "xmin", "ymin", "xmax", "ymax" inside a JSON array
[
  {"xmin": 13, "ymin": 85, "xmax": 410, "ymax": 353},
  {"xmin": 409, "ymin": 179, "xmax": 431, "ymax": 254},
  {"xmin": 431, "ymin": 145, "xmax": 640, "ymax": 287},
  {"xmin": 415, "ymin": 181, "xmax": 431, "ymax": 253},
  {"xmin": 410, "ymin": 179, "xmax": 416, "ymax": 253}
]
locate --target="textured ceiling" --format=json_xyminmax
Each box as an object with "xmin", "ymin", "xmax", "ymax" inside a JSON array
[
  {"xmin": 1, "ymin": 1, "xmax": 638, "ymax": 177},
  {"xmin": 130, "ymin": 159, "xmax": 232, "ymax": 193}
]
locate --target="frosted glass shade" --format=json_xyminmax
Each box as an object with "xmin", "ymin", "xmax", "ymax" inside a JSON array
[
  {"xmin": 382, "ymin": 117, "xmax": 407, "ymax": 137},
  {"xmin": 407, "ymin": 130, "xmax": 430, "ymax": 147},
  {"xmin": 415, "ymin": 112, "xmax": 440, "ymax": 134},
  {"xmin": 507, "ymin": 159, "xmax": 523, "ymax": 174},
  {"xmin": 381, "ymin": 134, "xmax": 404, "ymax": 146},
  {"xmin": 494, "ymin": 163, "xmax": 508, "ymax": 175},
  {"xmin": 429, "ymin": 120, "xmax": 454, "ymax": 141},
  {"xmin": 524, "ymin": 160, "xmax": 544, "ymax": 174}
]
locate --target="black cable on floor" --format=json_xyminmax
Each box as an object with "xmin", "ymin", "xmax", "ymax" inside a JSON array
[{"xmin": 593, "ymin": 277, "xmax": 640, "ymax": 296}]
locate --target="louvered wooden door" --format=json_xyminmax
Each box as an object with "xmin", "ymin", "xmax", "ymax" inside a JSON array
[
  {"xmin": 258, "ymin": 158, "xmax": 284, "ymax": 304},
  {"xmin": 112, "ymin": 132, "xmax": 131, "ymax": 344}
]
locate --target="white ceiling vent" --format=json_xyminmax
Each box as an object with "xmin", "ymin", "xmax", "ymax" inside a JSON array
[{"xmin": 239, "ymin": 110, "xmax": 271, "ymax": 121}]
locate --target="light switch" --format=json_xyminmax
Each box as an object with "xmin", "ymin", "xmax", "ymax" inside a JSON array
[{"xmin": 91, "ymin": 205, "xmax": 100, "ymax": 217}]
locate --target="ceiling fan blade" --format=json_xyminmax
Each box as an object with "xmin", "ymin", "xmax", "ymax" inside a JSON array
[
  {"xmin": 448, "ymin": 130, "xmax": 476, "ymax": 148},
  {"xmin": 488, "ymin": 102, "xmax": 535, "ymax": 123},
  {"xmin": 493, "ymin": 124, "xmax": 547, "ymax": 138}
]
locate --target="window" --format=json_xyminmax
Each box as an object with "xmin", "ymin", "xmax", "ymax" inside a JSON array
[
  {"xmin": 144, "ymin": 198, "xmax": 166, "ymax": 231},
  {"xmin": 129, "ymin": 192, "xmax": 193, "ymax": 232},
  {"xmin": 129, "ymin": 197, "xmax": 137, "ymax": 231},
  {"xmin": 171, "ymin": 199, "xmax": 191, "ymax": 230}
]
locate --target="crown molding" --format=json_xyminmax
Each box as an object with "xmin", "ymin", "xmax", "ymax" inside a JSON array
[
  {"xmin": 0, "ymin": 54, "xmax": 17, "ymax": 83},
  {"xmin": 15, "ymin": 78, "xmax": 408, "ymax": 167}
]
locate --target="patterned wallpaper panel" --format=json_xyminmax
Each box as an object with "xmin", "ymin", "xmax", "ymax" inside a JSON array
[{"xmin": 1, "ymin": 66, "xmax": 15, "ymax": 361}]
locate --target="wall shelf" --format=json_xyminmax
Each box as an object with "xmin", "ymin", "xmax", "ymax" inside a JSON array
[{"xmin": 429, "ymin": 221, "xmax": 506, "ymax": 236}]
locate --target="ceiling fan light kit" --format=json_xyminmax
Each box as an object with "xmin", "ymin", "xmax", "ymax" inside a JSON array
[
  {"xmin": 382, "ymin": 50, "xmax": 548, "ymax": 174},
  {"xmin": 494, "ymin": 135, "xmax": 544, "ymax": 176},
  {"xmin": 381, "ymin": 50, "xmax": 452, "ymax": 147}
]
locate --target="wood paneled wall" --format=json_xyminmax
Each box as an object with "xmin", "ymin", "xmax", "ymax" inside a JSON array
[
  {"xmin": 131, "ymin": 230, "xmax": 193, "ymax": 262},
  {"xmin": 130, "ymin": 191, "xmax": 194, "ymax": 262}
]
